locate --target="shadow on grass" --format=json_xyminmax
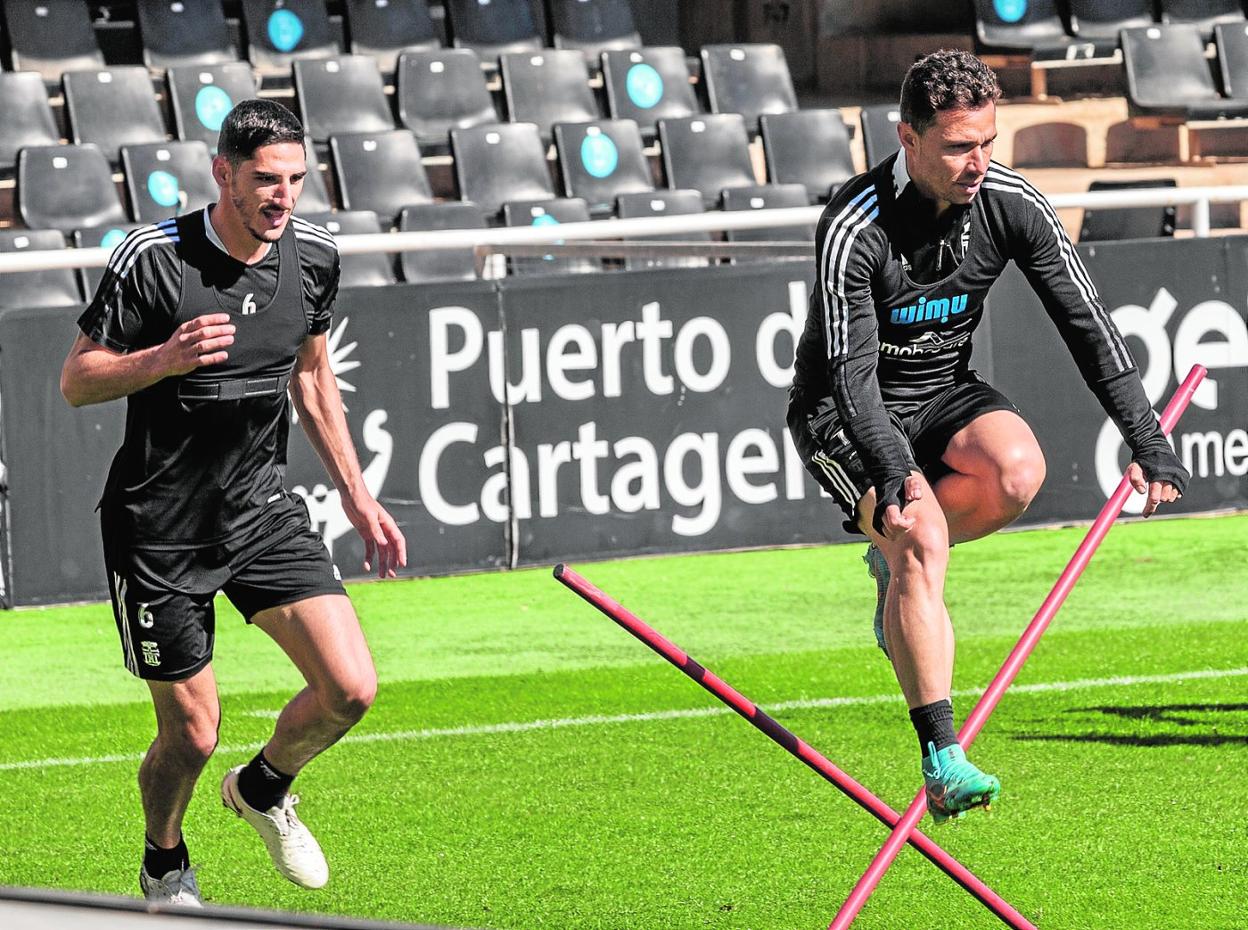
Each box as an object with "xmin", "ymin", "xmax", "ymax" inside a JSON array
[{"xmin": 1013, "ymin": 703, "xmax": 1248, "ymax": 748}]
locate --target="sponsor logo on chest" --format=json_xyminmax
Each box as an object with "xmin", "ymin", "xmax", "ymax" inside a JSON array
[{"xmin": 889, "ymin": 293, "xmax": 970, "ymax": 326}]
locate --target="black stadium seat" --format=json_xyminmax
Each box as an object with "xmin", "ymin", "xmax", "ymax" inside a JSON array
[
  {"xmin": 501, "ymin": 50, "xmax": 599, "ymax": 138},
  {"xmin": 1122, "ymin": 24, "xmax": 1248, "ymax": 119},
  {"xmin": 295, "ymin": 136, "xmax": 335, "ymax": 214},
  {"xmin": 1078, "ymin": 178, "xmax": 1176, "ymax": 242},
  {"xmin": 1216, "ymin": 23, "xmax": 1248, "ymax": 99},
  {"xmin": 122, "ymin": 141, "xmax": 217, "ymax": 223},
  {"xmin": 0, "ymin": 72, "xmax": 60, "ymax": 172},
  {"xmin": 554, "ymin": 119, "xmax": 652, "ymax": 215},
  {"xmin": 344, "ymin": 0, "xmax": 440, "ymax": 74},
  {"xmin": 972, "ymin": 0, "xmax": 1074, "ymax": 57},
  {"xmin": 658, "ymin": 114, "xmax": 757, "ymax": 208},
  {"xmin": 298, "ymin": 211, "xmax": 397, "ymax": 286},
  {"xmin": 699, "ymin": 43, "xmax": 798, "ymax": 131},
  {"xmin": 601, "ymin": 47, "xmax": 699, "ymax": 138},
  {"xmin": 18, "ymin": 144, "xmax": 130, "ymax": 233},
  {"xmin": 1067, "ymin": 0, "xmax": 1154, "ymax": 46},
  {"xmin": 722, "ymin": 184, "xmax": 814, "ymax": 251},
  {"xmin": 444, "ymin": 0, "xmax": 543, "ymax": 59},
  {"xmin": 330, "ymin": 129, "xmax": 433, "ymax": 226},
  {"xmin": 396, "ymin": 48, "xmax": 498, "ymax": 149},
  {"xmin": 1159, "ymin": 0, "xmax": 1246, "ymax": 43},
  {"xmin": 64, "ymin": 67, "xmax": 168, "ymax": 163},
  {"xmin": 451, "ymin": 123, "xmax": 556, "ymax": 218},
  {"xmin": 74, "ymin": 223, "xmax": 145, "ymax": 298},
  {"xmin": 241, "ymin": 0, "xmax": 338, "ymax": 74},
  {"xmin": 168, "ymin": 63, "xmax": 260, "ymax": 153},
  {"xmin": 614, "ymin": 189, "xmax": 709, "ymax": 270},
  {"xmin": 859, "ymin": 104, "xmax": 902, "ymax": 168},
  {"xmin": 502, "ymin": 198, "xmax": 599, "ymax": 276},
  {"xmin": 549, "ymin": 0, "xmax": 642, "ymax": 59},
  {"xmin": 397, "ymin": 203, "xmax": 485, "ymax": 283},
  {"xmin": 3, "ymin": 0, "xmax": 105, "ymax": 84},
  {"xmin": 0, "ymin": 230, "xmax": 82, "ymax": 309},
  {"xmin": 294, "ymin": 56, "xmax": 394, "ymax": 144},
  {"xmin": 760, "ymin": 109, "xmax": 855, "ymax": 204},
  {"xmin": 136, "ymin": 0, "xmax": 237, "ymax": 71}
]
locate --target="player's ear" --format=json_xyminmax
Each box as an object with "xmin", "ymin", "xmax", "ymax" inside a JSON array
[
  {"xmin": 211, "ymin": 155, "xmax": 231, "ymax": 190},
  {"xmin": 898, "ymin": 121, "xmax": 919, "ymax": 154}
]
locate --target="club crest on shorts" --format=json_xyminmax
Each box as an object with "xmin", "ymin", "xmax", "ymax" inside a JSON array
[{"xmin": 141, "ymin": 641, "xmax": 162, "ymax": 667}]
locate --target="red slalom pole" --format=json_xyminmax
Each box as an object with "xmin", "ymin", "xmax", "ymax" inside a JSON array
[
  {"xmin": 829, "ymin": 364, "xmax": 1207, "ymax": 930},
  {"xmin": 555, "ymin": 564, "xmax": 1037, "ymax": 930}
]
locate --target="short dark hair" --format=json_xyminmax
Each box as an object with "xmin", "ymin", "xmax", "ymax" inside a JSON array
[
  {"xmin": 217, "ymin": 99, "xmax": 305, "ymax": 166},
  {"xmin": 899, "ymin": 49, "xmax": 1001, "ymax": 134}
]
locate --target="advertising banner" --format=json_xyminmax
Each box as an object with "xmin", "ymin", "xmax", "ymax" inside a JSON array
[
  {"xmin": 0, "ymin": 307, "xmax": 124, "ymax": 605},
  {"xmin": 493, "ymin": 263, "xmax": 849, "ymax": 566},
  {"xmin": 283, "ymin": 282, "xmax": 510, "ymax": 577},
  {"xmin": 3, "ymin": 237, "xmax": 1245, "ymax": 607},
  {"xmin": 987, "ymin": 237, "xmax": 1248, "ymax": 524}
]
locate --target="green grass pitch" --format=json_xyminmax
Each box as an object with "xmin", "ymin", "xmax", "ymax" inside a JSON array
[{"xmin": 0, "ymin": 513, "xmax": 1245, "ymax": 930}]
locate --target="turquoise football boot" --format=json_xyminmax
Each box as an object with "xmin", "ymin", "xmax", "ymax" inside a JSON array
[
  {"xmin": 922, "ymin": 742, "xmax": 1001, "ymax": 824},
  {"xmin": 864, "ymin": 544, "xmax": 890, "ymax": 657}
]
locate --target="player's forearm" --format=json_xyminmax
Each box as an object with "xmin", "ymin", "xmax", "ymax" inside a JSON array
[
  {"xmin": 61, "ymin": 343, "xmax": 169, "ymax": 407},
  {"xmin": 292, "ymin": 369, "xmax": 369, "ymax": 507}
]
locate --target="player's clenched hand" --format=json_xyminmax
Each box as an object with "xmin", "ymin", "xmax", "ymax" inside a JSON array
[
  {"xmin": 1126, "ymin": 461, "xmax": 1180, "ymax": 518},
  {"xmin": 159, "ymin": 313, "xmax": 235, "ymax": 375},
  {"xmin": 877, "ymin": 474, "xmax": 923, "ymax": 537},
  {"xmin": 347, "ymin": 497, "xmax": 408, "ymax": 579}
]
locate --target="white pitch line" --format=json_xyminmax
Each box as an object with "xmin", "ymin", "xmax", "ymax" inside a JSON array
[{"xmin": 1, "ymin": 667, "xmax": 1244, "ymax": 773}]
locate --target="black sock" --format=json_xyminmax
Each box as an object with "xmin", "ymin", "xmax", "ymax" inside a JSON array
[
  {"xmin": 237, "ymin": 749, "xmax": 295, "ymax": 812},
  {"xmin": 144, "ymin": 835, "xmax": 189, "ymax": 877},
  {"xmin": 909, "ymin": 699, "xmax": 957, "ymax": 758}
]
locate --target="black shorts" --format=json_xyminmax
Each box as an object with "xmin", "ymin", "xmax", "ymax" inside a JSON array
[
  {"xmin": 787, "ymin": 376, "xmax": 1020, "ymax": 533},
  {"xmin": 102, "ymin": 492, "xmax": 347, "ymax": 681}
]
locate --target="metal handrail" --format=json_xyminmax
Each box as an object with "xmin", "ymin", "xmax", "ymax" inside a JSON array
[{"xmin": 0, "ymin": 185, "xmax": 1246, "ymax": 273}]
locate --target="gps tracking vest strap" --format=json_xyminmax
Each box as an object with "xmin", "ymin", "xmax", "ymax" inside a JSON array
[
  {"xmin": 172, "ymin": 210, "xmax": 309, "ymax": 405},
  {"xmin": 177, "ymin": 372, "xmax": 291, "ymax": 401}
]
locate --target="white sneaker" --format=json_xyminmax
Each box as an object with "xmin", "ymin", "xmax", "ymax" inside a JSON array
[
  {"xmin": 139, "ymin": 865, "xmax": 204, "ymax": 907},
  {"xmin": 221, "ymin": 764, "xmax": 329, "ymax": 889}
]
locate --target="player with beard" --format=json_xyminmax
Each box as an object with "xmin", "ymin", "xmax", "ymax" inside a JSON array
[
  {"xmin": 61, "ymin": 100, "xmax": 406, "ymax": 904},
  {"xmin": 787, "ymin": 51, "xmax": 1188, "ymax": 823}
]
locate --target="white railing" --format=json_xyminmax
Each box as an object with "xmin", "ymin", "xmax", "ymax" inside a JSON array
[{"xmin": 0, "ymin": 185, "xmax": 1246, "ymax": 273}]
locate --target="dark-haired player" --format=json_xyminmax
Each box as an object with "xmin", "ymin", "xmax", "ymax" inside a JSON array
[
  {"xmin": 62, "ymin": 100, "xmax": 406, "ymax": 904},
  {"xmin": 787, "ymin": 50, "xmax": 1187, "ymax": 823}
]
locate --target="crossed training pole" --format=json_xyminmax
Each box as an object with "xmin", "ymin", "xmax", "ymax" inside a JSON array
[
  {"xmin": 829, "ymin": 363, "xmax": 1206, "ymax": 929},
  {"xmin": 555, "ymin": 364, "xmax": 1205, "ymax": 930}
]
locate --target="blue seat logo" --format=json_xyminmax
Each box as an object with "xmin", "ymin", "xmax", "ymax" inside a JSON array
[
  {"xmin": 99, "ymin": 228, "xmax": 127, "ymax": 250},
  {"xmin": 268, "ymin": 10, "xmax": 304, "ymax": 51},
  {"xmin": 994, "ymin": 0, "xmax": 1027, "ymax": 23},
  {"xmin": 581, "ymin": 131, "xmax": 619, "ymax": 179},
  {"xmin": 147, "ymin": 171, "xmax": 181, "ymax": 208},
  {"xmin": 532, "ymin": 213, "xmax": 560, "ymax": 260},
  {"xmin": 194, "ymin": 85, "xmax": 233, "ymax": 131},
  {"xmin": 625, "ymin": 63, "xmax": 664, "ymax": 110}
]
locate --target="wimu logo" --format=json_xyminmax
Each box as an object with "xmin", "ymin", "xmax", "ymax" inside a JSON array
[{"xmin": 889, "ymin": 293, "xmax": 970, "ymax": 326}]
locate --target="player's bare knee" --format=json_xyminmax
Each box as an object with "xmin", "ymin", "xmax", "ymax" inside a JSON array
[
  {"xmin": 166, "ymin": 719, "xmax": 219, "ymax": 767},
  {"xmin": 320, "ymin": 673, "xmax": 376, "ymax": 725},
  {"xmin": 890, "ymin": 519, "xmax": 949, "ymax": 580},
  {"xmin": 997, "ymin": 450, "xmax": 1046, "ymax": 516}
]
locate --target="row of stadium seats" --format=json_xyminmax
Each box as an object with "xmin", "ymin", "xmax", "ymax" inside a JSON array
[
  {"xmin": 0, "ymin": 43, "xmax": 801, "ymax": 165},
  {"xmin": 1122, "ymin": 22, "xmax": 1248, "ymax": 118},
  {"xmin": 974, "ymin": 0, "xmax": 1246, "ymax": 55},
  {"xmin": 1, "ymin": 181, "xmax": 815, "ymax": 309},
  {"xmin": 2, "ymin": 0, "xmax": 643, "ymax": 80},
  {"xmin": 11, "ymin": 109, "xmax": 867, "ymax": 233}
]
